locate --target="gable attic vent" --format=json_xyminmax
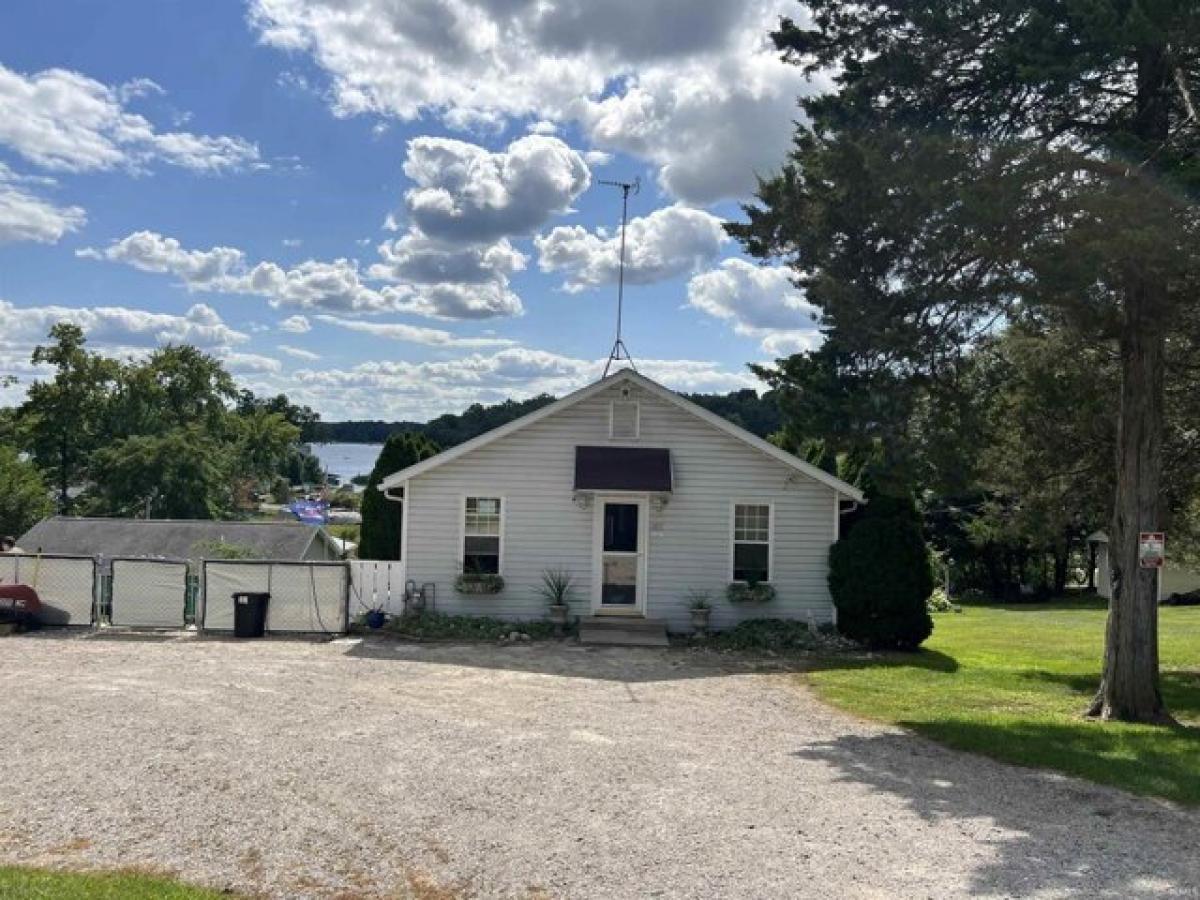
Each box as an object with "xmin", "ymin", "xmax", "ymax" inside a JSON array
[{"xmin": 610, "ymin": 399, "xmax": 639, "ymax": 439}]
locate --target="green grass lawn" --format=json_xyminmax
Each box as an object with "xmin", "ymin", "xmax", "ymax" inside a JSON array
[
  {"xmin": 805, "ymin": 596, "xmax": 1200, "ymax": 805},
  {"xmin": 0, "ymin": 866, "xmax": 229, "ymax": 899}
]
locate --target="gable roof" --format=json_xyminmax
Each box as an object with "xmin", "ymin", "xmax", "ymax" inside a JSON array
[
  {"xmin": 16, "ymin": 517, "xmax": 338, "ymax": 561},
  {"xmin": 379, "ymin": 368, "xmax": 864, "ymax": 502}
]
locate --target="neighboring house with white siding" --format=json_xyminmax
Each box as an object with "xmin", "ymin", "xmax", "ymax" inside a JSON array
[
  {"xmin": 1089, "ymin": 531, "xmax": 1200, "ymax": 602},
  {"xmin": 378, "ymin": 368, "xmax": 863, "ymax": 634}
]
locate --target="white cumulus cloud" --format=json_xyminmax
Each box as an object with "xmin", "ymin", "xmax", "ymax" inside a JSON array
[
  {"xmin": 277, "ymin": 315, "xmax": 312, "ymax": 333},
  {"xmin": 80, "ymin": 227, "xmax": 528, "ymax": 320},
  {"xmin": 536, "ymin": 204, "xmax": 727, "ymax": 292},
  {"xmin": 0, "ymin": 163, "xmax": 86, "ymax": 244},
  {"xmin": 248, "ymin": 0, "xmax": 816, "ymax": 203},
  {"xmin": 0, "ymin": 298, "xmax": 248, "ymax": 347},
  {"xmin": 403, "ymin": 134, "xmax": 590, "ymax": 243},
  {"xmin": 276, "ymin": 344, "xmax": 321, "ymax": 361},
  {"xmin": 314, "ymin": 314, "xmax": 517, "ymax": 348},
  {"xmin": 0, "ymin": 62, "xmax": 260, "ymax": 174},
  {"xmin": 687, "ymin": 258, "xmax": 821, "ymax": 355}
]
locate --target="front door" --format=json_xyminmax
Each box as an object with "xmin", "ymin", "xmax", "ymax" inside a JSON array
[{"xmin": 593, "ymin": 497, "xmax": 648, "ymax": 615}]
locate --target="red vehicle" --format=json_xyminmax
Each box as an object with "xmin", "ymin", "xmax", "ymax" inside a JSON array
[{"xmin": 0, "ymin": 583, "xmax": 42, "ymax": 631}]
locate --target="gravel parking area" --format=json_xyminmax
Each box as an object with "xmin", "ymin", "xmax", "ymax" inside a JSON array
[{"xmin": 1, "ymin": 631, "xmax": 1196, "ymax": 899}]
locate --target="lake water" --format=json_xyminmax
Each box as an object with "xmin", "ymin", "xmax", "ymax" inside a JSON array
[{"xmin": 310, "ymin": 442, "xmax": 384, "ymax": 481}]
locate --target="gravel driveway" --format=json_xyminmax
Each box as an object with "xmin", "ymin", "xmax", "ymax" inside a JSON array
[{"xmin": 0, "ymin": 631, "xmax": 1196, "ymax": 899}]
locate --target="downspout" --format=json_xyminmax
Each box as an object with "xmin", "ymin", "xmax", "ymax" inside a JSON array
[
  {"xmin": 832, "ymin": 496, "xmax": 862, "ymax": 630},
  {"xmin": 381, "ymin": 482, "xmax": 406, "ymax": 563}
]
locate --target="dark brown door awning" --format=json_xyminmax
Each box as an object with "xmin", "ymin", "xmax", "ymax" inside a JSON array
[{"xmin": 574, "ymin": 446, "xmax": 673, "ymax": 492}]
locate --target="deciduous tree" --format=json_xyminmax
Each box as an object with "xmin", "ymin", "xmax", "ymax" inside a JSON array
[
  {"xmin": 21, "ymin": 324, "xmax": 119, "ymax": 512},
  {"xmin": 0, "ymin": 445, "xmax": 52, "ymax": 538}
]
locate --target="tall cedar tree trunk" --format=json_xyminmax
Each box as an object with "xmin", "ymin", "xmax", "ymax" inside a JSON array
[{"xmin": 1089, "ymin": 44, "xmax": 1172, "ymax": 723}]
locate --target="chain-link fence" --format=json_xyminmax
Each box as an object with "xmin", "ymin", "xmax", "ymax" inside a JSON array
[
  {"xmin": 109, "ymin": 558, "xmax": 190, "ymax": 628},
  {"xmin": 0, "ymin": 554, "xmax": 96, "ymax": 625},
  {"xmin": 201, "ymin": 560, "xmax": 349, "ymax": 635}
]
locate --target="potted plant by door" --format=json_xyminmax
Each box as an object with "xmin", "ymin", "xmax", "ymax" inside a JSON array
[
  {"xmin": 364, "ymin": 606, "xmax": 387, "ymax": 629},
  {"xmin": 538, "ymin": 568, "xmax": 575, "ymax": 635},
  {"xmin": 688, "ymin": 589, "xmax": 712, "ymax": 636}
]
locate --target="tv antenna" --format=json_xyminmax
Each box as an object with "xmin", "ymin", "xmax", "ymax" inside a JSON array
[{"xmin": 599, "ymin": 176, "xmax": 640, "ymax": 377}]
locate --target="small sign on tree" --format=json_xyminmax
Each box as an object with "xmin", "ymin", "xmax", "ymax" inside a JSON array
[{"xmin": 1138, "ymin": 533, "xmax": 1165, "ymax": 569}]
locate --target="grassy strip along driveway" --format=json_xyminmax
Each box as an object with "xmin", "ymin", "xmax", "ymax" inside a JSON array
[{"xmin": 806, "ymin": 597, "xmax": 1200, "ymax": 805}]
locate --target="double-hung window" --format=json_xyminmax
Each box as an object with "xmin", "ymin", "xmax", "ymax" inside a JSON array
[
  {"xmin": 463, "ymin": 497, "xmax": 502, "ymax": 574},
  {"xmin": 732, "ymin": 503, "xmax": 772, "ymax": 584}
]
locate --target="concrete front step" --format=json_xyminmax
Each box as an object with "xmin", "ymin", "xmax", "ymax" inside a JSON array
[{"xmin": 578, "ymin": 616, "xmax": 670, "ymax": 647}]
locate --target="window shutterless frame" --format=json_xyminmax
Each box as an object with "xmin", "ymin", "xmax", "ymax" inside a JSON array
[
  {"xmin": 729, "ymin": 500, "xmax": 774, "ymax": 584},
  {"xmin": 608, "ymin": 399, "xmax": 640, "ymax": 440},
  {"xmin": 460, "ymin": 494, "xmax": 505, "ymax": 575}
]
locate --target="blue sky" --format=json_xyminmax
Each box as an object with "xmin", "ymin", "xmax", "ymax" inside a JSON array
[{"xmin": 0, "ymin": 0, "xmax": 822, "ymax": 421}]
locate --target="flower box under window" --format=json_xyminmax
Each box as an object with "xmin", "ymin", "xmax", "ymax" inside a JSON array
[
  {"xmin": 726, "ymin": 582, "xmax": 777, "ymax": 604},
  {"xmin": 455, "ymin": 573, "xmax": 505, "ymax": 595}
]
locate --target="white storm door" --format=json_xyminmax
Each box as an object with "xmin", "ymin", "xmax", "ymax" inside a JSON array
[{"xmin": 593, "ymin": 497, "xmax": 648, "ymax": 615}]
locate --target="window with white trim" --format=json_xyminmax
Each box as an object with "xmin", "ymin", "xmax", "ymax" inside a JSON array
[
  {"xmin": 610, "ymin": 400, "xmax": 639, "ymax": 439},
  {"xmin": 733, "ymin": 503, "xmax": 771, "ymax": 583},
  {"xmin": 463, "ymin": 497, "xmax": 502, "ymax": 574}
]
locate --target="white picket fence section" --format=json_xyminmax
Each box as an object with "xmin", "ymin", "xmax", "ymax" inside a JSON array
[{"xmin": 348, "ymin": 560, "xmax": 407, "ymax": 621}]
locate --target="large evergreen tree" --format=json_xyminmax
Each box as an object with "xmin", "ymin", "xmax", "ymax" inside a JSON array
[
  {"xmin": 734, "ymin": 2, "xmax": 1200, "ymax": 721},
  {"xmin": 358, "ymin": 432, "xmax": 440, "ymax": 560}
]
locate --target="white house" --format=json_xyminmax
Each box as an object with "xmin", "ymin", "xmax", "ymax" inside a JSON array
[
  {"xmin": 379, "ymin": 368, "xmax": 863, "ymax": 635},
  {"xmin": 1089, "ymin": 531, "xmax": 1200, "ymax": 602}
]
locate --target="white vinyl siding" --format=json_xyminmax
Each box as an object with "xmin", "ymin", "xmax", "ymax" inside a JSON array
[{"xmin": 402, "ymin": 380, "xmax": 839, "ymax": 629}]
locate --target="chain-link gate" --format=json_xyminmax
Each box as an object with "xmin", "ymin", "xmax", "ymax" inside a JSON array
[
  {"xmin": 201, "ymin": 560, "xmax": 349, "ymax": 635},
  {"xmin": 0, "ymin": 554, "xmax": 96, "ymax": 625},
  {"xmin": 109, "ymin": 558, "xmax": 190, "ymax": 628}
]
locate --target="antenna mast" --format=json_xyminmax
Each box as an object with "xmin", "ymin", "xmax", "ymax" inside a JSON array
[{"xmin": 599, "ymin": 176, "xmax": 640, "ymax": 377}]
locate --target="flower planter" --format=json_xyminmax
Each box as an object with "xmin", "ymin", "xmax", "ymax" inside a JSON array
[
  {"xmin": 454, "ymin": 574, "xmax": 505, "ymax": 595},
  {"xmin": 726, "ymin": 583, "xmax": 777, "ymax": 605},
  {"xmin": 365, "ymin": 609, "xmax": 386, "ymax": 629},
  {"xmin": 690, "ymin": 607, "xmax": 711, "ymax": 636}
]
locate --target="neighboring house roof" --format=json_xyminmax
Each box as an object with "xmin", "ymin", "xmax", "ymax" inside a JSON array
[
  {"xmin": 379, "ymin": 368, "xmax": 865, "ymax": 502},
  {"xmin": 16, "ymin": 517, "xmax": 338, "ymax": 561}
]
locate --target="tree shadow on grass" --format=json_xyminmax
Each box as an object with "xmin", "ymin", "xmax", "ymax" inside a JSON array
[
  {"xmin": 794, "ymin": 729, "xmax": 1200, "ymax": 898},
  {"xmin": 1019, "ymin": 669, "xmax": 1200, "ymax": 724},
  {"xmin": 807, "ymin": 647, "xmax": 961, "ymax": 675}
]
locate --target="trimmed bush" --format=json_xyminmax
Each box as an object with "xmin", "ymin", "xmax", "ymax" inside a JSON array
[{"xmin": 829, "ymin": 491, "xmax": 934, "ymax": 650}]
